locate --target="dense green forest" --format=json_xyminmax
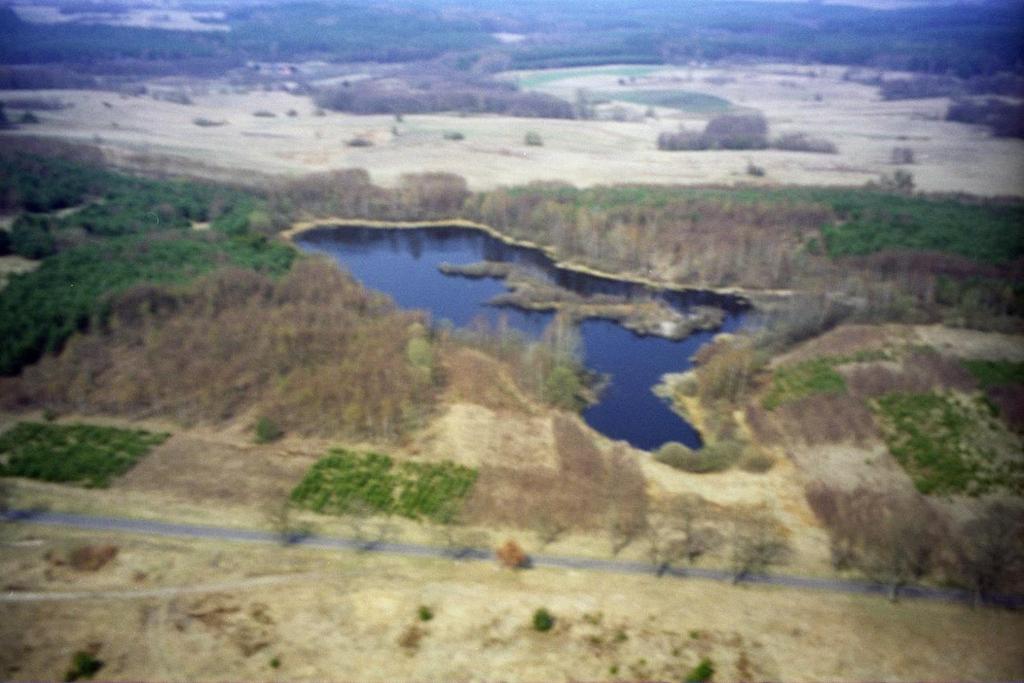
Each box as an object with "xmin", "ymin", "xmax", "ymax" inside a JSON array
[
  {"xmin": 0, "ymin": 150, "xmax": 293, "ymax": 376},
  {"xmin": 1, "ymin": 1, "xmax": 1021, "ymax": 79}
]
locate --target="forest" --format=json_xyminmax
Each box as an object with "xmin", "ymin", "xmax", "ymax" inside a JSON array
[{"xmin": 1, "ymin": 1, "xmax": 1022, "ymax": 85}]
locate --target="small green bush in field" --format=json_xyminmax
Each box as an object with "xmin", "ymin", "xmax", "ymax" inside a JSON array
[
  {"xmin": 255, "ymin": 417, "xmax": 283, "ymax": 444},
  {"xmin": 64, "ymin": 650, "xmax": 103, "ymax": 681},
  {"xmin": 524, "ymin": 131, "xmax": 544, "ymax": 146},
  {"xmin": 532, "ymin": 608, "xmax": 554, "ymax": 632},
  {"xmin": 685, "ymin": 657, "xmax": 715, "ymax": 683},
  {"xmin": 418, "ymin": 605, "xmax": 434, "ymax": 621}
]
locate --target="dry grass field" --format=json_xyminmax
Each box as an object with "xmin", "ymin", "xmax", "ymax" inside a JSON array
[
  {"xmin": 2, "ymin": 62, "xmax": 1021, "ymax": 195},
  {"xmin": 1, "ymin": 524, "xmax": 1022, "ymax": 682}
]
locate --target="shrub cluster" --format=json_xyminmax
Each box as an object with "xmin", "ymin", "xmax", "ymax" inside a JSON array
[
  {"xmin": 290, "ymin": 449, "xmax": 478, "ymax": 522},
  {"xmin": 0, "ymin": 422, "xmax": 168, "ymax": 487}
]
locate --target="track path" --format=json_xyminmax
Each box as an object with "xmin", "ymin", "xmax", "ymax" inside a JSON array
[{"xmin": 4, "ymin": 509, "xmax": 1020, "ymax": 607}]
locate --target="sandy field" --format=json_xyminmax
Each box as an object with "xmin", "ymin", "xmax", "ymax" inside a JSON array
[
  {"xmin": 1, "ymin": 524, "xmax": 1022, "ymax": 682},
  {"xmin": 2, "ymin": 62, "xmax": 1021, "ymax": 195}
]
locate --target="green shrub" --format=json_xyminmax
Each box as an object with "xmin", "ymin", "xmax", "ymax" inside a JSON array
[
  {"xmin": 532, "ymin": 608, "xmax": 554, "ymax": 632},
  {"xmin": 655, "ymin": 440, "xmax": 740, "ymax": 473},
  {"xmin": 543, "ymin": 364, "xmax": 584, "ymax": 411},
  {"xmin": 347, "ymin": 137, "xmax": 373, "ymax": 147},
  {"xmin": 0, "ymin": 422, "xmax": 168, "ymax": 487},
  {"xmin": 255, "ymin": 417, "xmax": 283, "ymax": 444},
  {"xmin": 443, "ymin": 131, "xmax": 465, "ymax": 141},
  {"xmin": 524, "ymin": 131, "xmax": 544, "ymax": 146},
  {"xmin": 418, "ymin": 605, "xmax": 434, "ymax": 621},
  {"xmin": 269, "ymin": 657, "xmax": 281, "ymax": 669},
  {"xmin": 739, "ymin": 451, "xmax": 776, "ymax": 473},
  {"xmin": 685, "ymin": 657, "xmax": 715, "ymax": 683},
  {"xmin": 64, "ymin": 650, "xmax": 103, "ymax": 681}
]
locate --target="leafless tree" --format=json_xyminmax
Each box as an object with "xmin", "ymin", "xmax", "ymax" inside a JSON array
[
  {"xmin": 955, "ymin": 502, "xmax": 1024, "ymax": 606},
  {"xmin": 344, "ymin": 499, "xmax": 396, "ymax": 551},
  {"xmin": 730, "ymin": 515, "xmax": 792, "ymax": 583},
  {"xmin": 856, "ymin": 496, "xmax": 944, "ymax": 601}
]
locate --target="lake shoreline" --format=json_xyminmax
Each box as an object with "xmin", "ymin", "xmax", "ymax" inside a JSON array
[{"xmin": 282, "ymin": 217, "xmax": 786, "ymax": 308}]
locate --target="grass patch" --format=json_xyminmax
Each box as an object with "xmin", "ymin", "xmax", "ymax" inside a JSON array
[
  {"xmin": 963, "ymin": 360, "xmax": 1024, "ymax": 388},
  {"xmin": 290, "ymin": 449, "xmax": 477, "ymax": 522},
  {"xmin": 598, "ymin": 89, "xmax": 731, "ymax": 113},
  {"xmin": 517, "ymin": 65, "xmax": 658, "ymax": 89},
  {"xmin": 873, "ymin": 392, "xmax": 1024, "ymax": 496},
  {"xmin": 762, "ymin": 358, "xmax": 847, "ymax": 410},
  {"xmin": 0, "ymin": 422, "xmax": 168, "ymax": 487}
]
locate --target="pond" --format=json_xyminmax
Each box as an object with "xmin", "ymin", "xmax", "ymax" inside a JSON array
[{"xmin": 295, "ymin": 225, "xmax": 749, "ymax": 451}]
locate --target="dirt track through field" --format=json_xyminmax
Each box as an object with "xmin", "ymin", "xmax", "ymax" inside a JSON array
[{"xmin": 5, "ymin": 508, "xmax": 1021, "ymax": 608}]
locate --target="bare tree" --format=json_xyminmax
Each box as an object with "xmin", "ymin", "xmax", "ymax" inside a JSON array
[
  {"xmin": 645, "ymin": 496, "xmax": 720, "ymax": 577},
  {"xmin": 856, "ymin": 496, "xmax": 944, "ymax": 601},
  {"xmin": 434, "ymin": 501, "xmax": 488, "ymax": 559},
  {"xmin": 730, "ymin": 515, "xmax": 792, "ymax": 583},
  {"xmin": 344, "ymin": 499, "xmax": 395, "ymax": 551},
  {"xmin": 955, "ymin": 502, "xmax": 1024, "ymax": 606},
  {"xmin": 266, "ymin": 495, "xmax": 311, "ymax": 546}
]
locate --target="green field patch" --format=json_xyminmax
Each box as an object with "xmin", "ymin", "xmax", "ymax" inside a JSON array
[
  {"xmin": 596, "ymin": 89, "xmax": 731, "ymax": 113},
  {"xmin": 873, "ymin": 392, "xmax": 1024, "ymax": 496},
  {"xmin": 762, "ymin": 358, "xmax": 848, "ymax": 410},
  {"xmin": 963, "ymin": 360, "xmax": 1024, "ymax": 388},
  {"xmin": 290, "ymin": 449, "xmax": 477, "ymax": 522},
  {"xmin": 0, "ymin": 422, "xmax": 168, "ymax": 487},
  {"xmin": 517, "ymin": 65, "xmax": 660, "ymax": 89}
]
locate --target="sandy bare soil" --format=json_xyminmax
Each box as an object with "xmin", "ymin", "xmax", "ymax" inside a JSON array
[
  {"xmin": 2, "ymin": 62, "xmax": 1021, "ymax": 195},
  {"xmin": 1, "ymin": 526, "xmax": 1022, "ymax": 682}
]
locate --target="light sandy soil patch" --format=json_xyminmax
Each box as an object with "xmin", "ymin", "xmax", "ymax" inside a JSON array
[
  {"xmin": 0, "ymin": 255, "xmax": 39, "ymax": 291},
  {"xmin": 0, "ymin": 526, "xmax": 1021, "ymax": 682},
  {"xmin": 913, "ymin": 324, "xmax": 1024, "ymax": 361},
  {"xmin": 3, "ymin": 60, "xmax": 1021, "ymax": 195}
]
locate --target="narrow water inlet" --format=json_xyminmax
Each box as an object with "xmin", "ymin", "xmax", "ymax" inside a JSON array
[{"xmin": 294, "ymin": 225, "xmax": 750, "ymax": 451}]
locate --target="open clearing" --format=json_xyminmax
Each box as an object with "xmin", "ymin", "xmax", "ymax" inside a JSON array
[{"xmin": 2, "ymin": 62, "xmax": 1021, "ymax": 195}]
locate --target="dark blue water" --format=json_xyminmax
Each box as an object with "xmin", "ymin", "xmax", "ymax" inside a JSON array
[{"xmin": 295, "ymin": 226, "xmax": 748, "ymax": 451}]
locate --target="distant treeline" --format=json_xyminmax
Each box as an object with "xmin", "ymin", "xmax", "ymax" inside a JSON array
[
  {"xmin": 2, "ymin": 1, "xmax": 1023, "ymax": 83},
  {"xmin": 655, "ymin": 114, "xmax": 838, "ymax": 153},
  {"xmin": 314, "ymin": 82, "xmax": 574, "ymax": 118},
  {"xmin": 879, "ymin": 73, "xmax": 1024, "ymax": 101},
  {"xmin": 946, "ymin": 99, "xmax": 1024, "ymax": 139}
]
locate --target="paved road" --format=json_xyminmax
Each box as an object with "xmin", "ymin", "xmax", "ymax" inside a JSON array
[{"xmin": 4, "ymin": 509, "xmax": 1021, "ymax": 608}]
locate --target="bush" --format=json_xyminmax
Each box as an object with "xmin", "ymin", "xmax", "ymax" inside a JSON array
[
  {"xmin": 10, "ymin": 215, "xmax": 57, "ymax": 259},
  {"xmin": 524, "ymin": 131, "xmax": 543, "ymax": 146},
  {"xmin": 762, "ymin": 358, "xmax": 847, "ymax": 410},
  {"xmin": 771, "ymin": 133, "xmax": 836, "ymax": 154},
  {"xmin": 655, "ymin": 440, "xmax": 740, "ymax": 473},
  {"xmin": 252, "ymin": 110, "xmax": 276, "ymax": 117},
  {"xmin": 192, "ymin": 117, "xmax": 226, "ymax": 127},
  {"xmin": 418, "ymin": 605, "xmax": 434, "ymax": 621},
  {"xmin": 891, "ymin": 147, "xmax": 915, "ymax": 164},
  {"xmin": 746, "ymin": 162, "xmax": 765, "ymax": 177},
  {"xmin": 739, "ymin": 451, "xmax": 776, "ymax": 473},
  {"xmin": 532, "ymin": 608, "xmax": 554, "ymax": 632},
  {"xmin": 18, "ymin": 111, "xmax": 40, "ymax": 124},
  {"xmin": 443, "ymin": 131, "xmax": 465, "ymax": 141},
  {"xmin": 496, "ymin": 539, "xmax": 528, "ymax": 568},
  {"xmin": 704, "ymin": 113, "xmax": 768, "ymax": 149},
  {"xmin": 685, "ymin": 657, "xmax": 715, "ymax": 683},
  {"xmin": 346, "ymin": 137, "xmax": 373, "ymax": 147},
  {"xmin": 64, "ymin": 651, "xmax": 103, "ymax": 682},
  {"xmin": 255, "ymin": 417, "xmax": 283, "ymax": 444}
]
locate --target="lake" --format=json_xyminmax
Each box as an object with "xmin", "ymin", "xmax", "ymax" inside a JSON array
[{"xmin": 295, "ymin": 225, "xmax": 749, "ymax": 451}]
